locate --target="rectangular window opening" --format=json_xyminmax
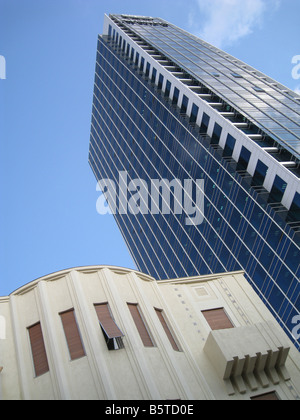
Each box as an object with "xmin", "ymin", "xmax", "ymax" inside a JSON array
[
  {"xmin": 28, "ymin": 322, "xmax": 50, "ymax": 377},
  {"xmin": 155, "ymin": 308, "xmax": 181, "ymax": 351},
  {"xmin": 127, "ymin": 303, "xmax": 155, "ymax": 347},
  {"xmin": 268, "ymin": 175, "xmax": 287, "ymax": 204},
  {"xmin": 180, "ymin": 94, "xmax": 189, "ymax": 115},
  {"xmin": 95, "ymin": 303, "xmax": 125, "ymax": 350},
  {"xmin": 223, "ymin": 134, "xmax": 236, "ymax": 158},
  {"xmin": 60, "ymin": 309, "xmax": 86, "ymax": 361},
  {"xmin": 151, "ymin": 67, "xmax": 157, "ymax": 84},
  {"xmin": 165, "ymin": 80, "xmax": 171, "ymax": 98},
  {"xmin": 202, "ymin": 308, "xmax": 234, "ymax": 330},
  {"xmin": 252, "ymin": 160, "xmax": 268, "ymax": 187},
  {"xmin": 172, "ymin": 87, "xmax": 180, "ymax": 106},
  {"xmin": 190, "ymin": 103, "xmax": 199, "ymax": 124},
  {"xmin": 200, "ymin": 112, "xmax": 210, "ymax": 134},
  {"xmin": 211, "ymin": 122, "xmax": 222, "ymax": 145},
  {"xmin": 237, "ymin": 146, "xmax": 251, "ymax": 171}
]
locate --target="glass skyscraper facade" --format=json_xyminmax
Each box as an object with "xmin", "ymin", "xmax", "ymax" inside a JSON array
[{"xmin": 89, "ymin": 14, "xmax": 300, "ymax": 348}]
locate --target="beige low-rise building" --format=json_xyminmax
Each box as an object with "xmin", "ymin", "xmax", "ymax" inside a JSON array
[{"xmin": 0, "ymin": 265, "xmax": 299, "ymax": 400}]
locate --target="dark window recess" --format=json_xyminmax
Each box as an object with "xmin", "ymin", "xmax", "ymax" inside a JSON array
[
  {"xmin": 95, "ymin": 303, "xmax": 124, "ymax": 350},
  {"xmin": 130, "ymin": 47, "xmax": 135, "ymax": 61},
  {"xmin": 190, "ymin": 103, "xmax": 199, "ymax": 124},
  {"xmin": 151, "ymin": 67, "xmax": 157, "ymax": 84},
  {"xmin": 158, "ymin": 73, "xmax": 164, "ymax": 91},
  {"xmin": 211, "ymin": 122, "xmax": 222, "ymax": 145},
  {"xmin": 268, "ymin": 175, "xmax": 287, "ymax": 204},
  {"xmin": 286, "ymin": 192, "xmax": 300, "ymax": 224},
  {"xmin": 145, "ymin": 62, "xmax": 150, "ymax": 78},
  {"xmin": 237, "ymin": 146, "xmax": 251, "ymax": 171},
  {"xmin": 180, "ymin": 95, "xmax": 189, "ymax": 115},
  {"xmin": 140, "ymin": 57, "xmax": 145, "ymax": 72},
  {"xmin": 223, "ymin": 134, "xmax": 236, "ymax": 158},
  {"xmin": 200, "ymin": 112, "xmax": 210, "ymax": 134},
  {"xmin": 252, "ymin": 160, "xmax": 268, "ymax": 187},
  {"xmin": 172, "ymin": 87, "xmax": 180, "ymax": 106},
  {"xmin": 165, "ymin": 80, "xmax": 171, "ymax": 98}
]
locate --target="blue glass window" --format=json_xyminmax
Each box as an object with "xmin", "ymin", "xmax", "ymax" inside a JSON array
[
  {"xmin": 190, "ymin": 103, "xmax": 199, "ymax": 124},
  {"xmin": 151, "ymin": 67, "xmax": 157, "ymax": 84},
  {"xmin": 223, "ymin": 134, "xmax": 236, "ymax": 157},
  {"xmin": 180, "ymin": 95, "xmax": 189, "ymax": 115},
  {"xmin": 287, "ymin": 192, "xmax": 300, "ymax": 223},
  {"xmin": 268, "ymin": 175, "xmax": 287, "ymax": 204},
  {"xmin": 237, "ymin": 146, "xmax": 251, "ymax": 171},
  {"xmin": 130, "ymin": 47, "xmax": 135, "ymax": 61},
  {"xmin": 145, "ymin": 62, "xmax": 150, "ymax": 78},
  {"xmin": 165, "ymin": 80, "xmax": 171, "ymax": 98},
  {"xmin": 135, "ymin": 52, "xmax": 140, "ymax": 66},
  {"xmin": 140, "ymin": 57, "xmax": 145, "ymax": 72},
  {"xmin": 252, "ymin": 160, "xmax": 268, "ymax": 186},
  {"xmin": 200, "ymin": 112, "xmax": 210, "ymax": 134},
  {"xmin": 211, "ymin": 122, "xmax": 222, "ymax": 144},
  {"xmin": 158, "ymin": 73, "xmax": 164, "ymax": 91},
  {"xmin": 172, "ymin": 87, "xmax": 179, "ymax": 106}
]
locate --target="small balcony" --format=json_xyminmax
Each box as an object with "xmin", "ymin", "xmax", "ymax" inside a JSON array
[{"xmin": 204, "ymin": 321, "xmax": 291, "ymax": 396}]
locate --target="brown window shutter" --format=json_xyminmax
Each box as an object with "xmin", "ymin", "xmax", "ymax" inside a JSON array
[
  {"xmin": 94, "ymin": 303, "xmax": 124, "ymax": 339},
  {"xmin": 155, "ymin": 308, "xmax": 180, "ymax": 351},
  {"xmin": 251, "ymin": 392, "xmax": 280, "ymax": 401},
  {"xmin": 127, "ymin": 303, "xmax": 154, "ymax": 347},
  {"xmin": 28, "ymin": 322, "xmax": 49, "ymax": 377},
  {"xmin": 60, "ymin": 309, "xmax": 85, "ymax": 360},
  {"xmin": 202, "ymin": 308, "xmax": 234, "ymax": 330}
]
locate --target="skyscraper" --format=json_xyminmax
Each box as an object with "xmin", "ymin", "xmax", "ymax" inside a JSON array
[{"xmin": 89, "ymin": 14, "xmax": 300, "ymax": 348}]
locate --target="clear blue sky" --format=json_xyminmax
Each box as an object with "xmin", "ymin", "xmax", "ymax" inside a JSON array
[{"xmin": 0, "ymin": 0, "xmax": 299, "ymax": 296}]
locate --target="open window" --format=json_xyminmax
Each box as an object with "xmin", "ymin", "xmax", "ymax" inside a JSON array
[{"xmin": 94, "ymin": 303, "xmax": 124, "ymax": 350}]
